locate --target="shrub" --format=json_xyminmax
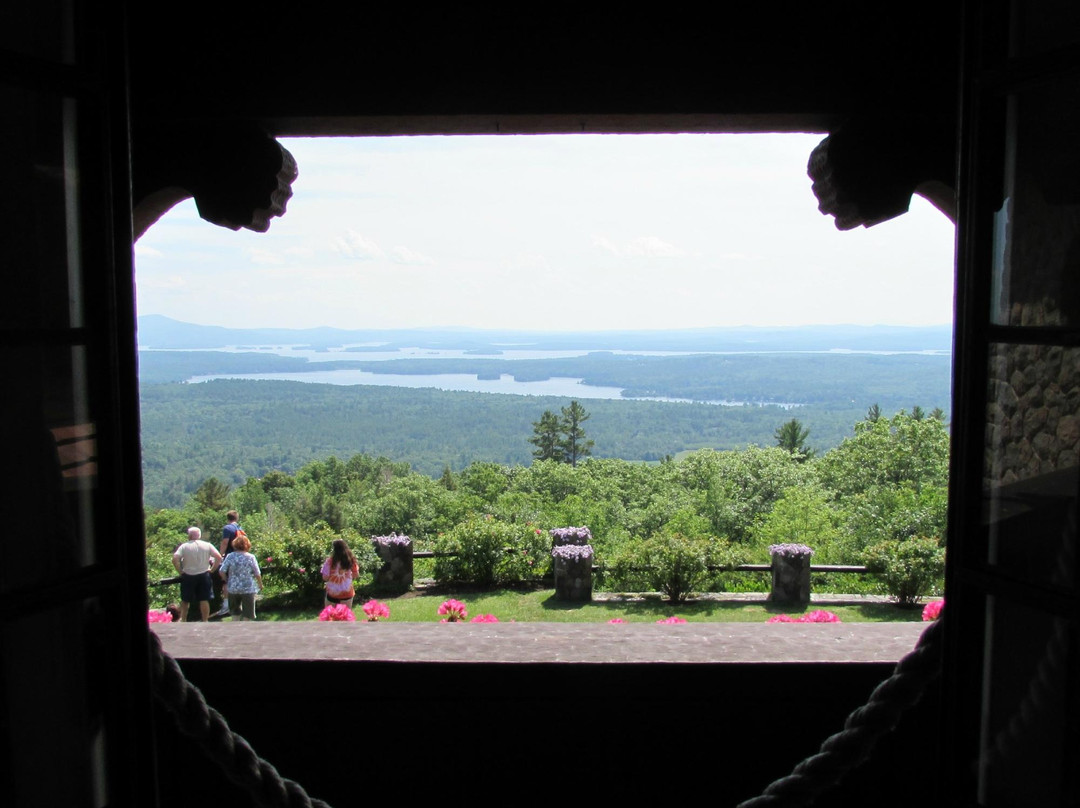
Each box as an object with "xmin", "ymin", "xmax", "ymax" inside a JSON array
[
  {"xmin": 864, "ymin": 536, "xmax": 945, "ymax": 606},
  {"xmin": 432, "ymin": 515, "xmax": 549, "ymax": 586},
  {"xmin": 260, "ymin": 523, "xmax": 379, "ymax": 601},
  {"xmin": 610, "ymin": 530, "xmax": 739, "ymax": 603}
]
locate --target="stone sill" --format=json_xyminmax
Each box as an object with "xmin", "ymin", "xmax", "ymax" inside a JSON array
[{"xmin": 153, "ymin": 621, "xmax": 929, "ymax": 665}]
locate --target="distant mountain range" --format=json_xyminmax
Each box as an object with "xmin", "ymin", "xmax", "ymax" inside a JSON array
[{"xmin": 137, "ymin": 315, "xmax": 952, "ymax": 354}]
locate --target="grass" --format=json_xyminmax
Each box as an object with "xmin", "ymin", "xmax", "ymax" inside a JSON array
[{"xmin": 256, "ymin": 586, "xmax": 929, "ymax": 624}]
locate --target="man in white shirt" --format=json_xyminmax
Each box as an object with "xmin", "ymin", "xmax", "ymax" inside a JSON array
[{"xmin": 172, "ymin": 526, "xmax": 223, "ymax": 621}]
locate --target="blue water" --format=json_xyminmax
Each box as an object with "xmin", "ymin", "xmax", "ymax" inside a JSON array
[{"xmin": 186, "ymin": 368, "xmax": 798, "ymax": 407}]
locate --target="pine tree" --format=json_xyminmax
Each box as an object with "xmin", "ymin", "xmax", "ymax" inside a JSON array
[
  {"xmin": 559, "ymin": 400, "xmax": 594, "ymax": 467},
  {"xmin": 193, "ymin": 476, "xmax": 232, "ymax": 511},
  {"xmin": 774, "ymin": 418, "xmax": 815, "ymax": 460},
  {"xmin": 529, "ymin": 410, "xmax": 564, "ymax": 462}
]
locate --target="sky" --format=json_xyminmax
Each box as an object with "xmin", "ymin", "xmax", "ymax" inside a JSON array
[{"xmin": 133, "ymin": 134, "xmax": 956, "ymax": 332}]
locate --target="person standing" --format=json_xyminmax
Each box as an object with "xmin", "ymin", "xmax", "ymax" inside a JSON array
[
  {"xmin": 217, "ymin": 510, "xmax": 243, "ymax": 616},
  {"xmin": 218, "ymin": 533, "xmax": 262, "ymax": 620},
  {"xmin": 220, "ymin": 510, "xmax": 242, "ymax": 556},
  {"xmin": 172, "ymin": 526, "xmax": 223, "ymax": 622}
]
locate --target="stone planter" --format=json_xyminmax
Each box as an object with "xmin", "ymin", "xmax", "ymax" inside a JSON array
[
  {"xmin": 768, "ymin": 544, "xmax": 813, "ymax": 605},
  {"xmin": 552, "ymin": 544, "xmax": 594, "ymax": 602},
  {"xmin": 371, "ymin": 534, "xmax": 413, "ymax": 592}
]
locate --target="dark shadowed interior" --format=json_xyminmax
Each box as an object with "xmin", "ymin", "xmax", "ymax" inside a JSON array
[{"xmin": 3, "ymin": 3, "xmax": 1079, "ymax": 806}]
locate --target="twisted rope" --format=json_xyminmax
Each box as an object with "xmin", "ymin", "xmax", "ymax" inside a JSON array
[
  {"xmin": 736, "ymin": 616, "xmax": 945, "ymax": 808},
  {"xmin": 148, "ymin": 630, "xmax": 333, "ymax": 808}
]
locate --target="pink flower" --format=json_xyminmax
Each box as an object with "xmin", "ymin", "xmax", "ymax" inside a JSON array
[
  {"xmin": 768, "ymin": 611, "xmax": 842, "ymax": 623},
  {"xmin": 318, "ymin": 604, "xmax": 356, "ymax": 622},
  {"xmin": 922, "ymin": 599, "xmax": 944, "ymax": 621},
  {"xmin": 656, "ymin": 616, "xmax": 687, "ymax": 624},
  {"xmin": 299, "ymin": 567, "xmax": 306, "ymax": 573},
  {"xmin": 437, "ymin": 599, "xmax": 468, "ymax": 622},
  {"xmin": 362, "ymin": 599, "xmax": 390, "ymax": 621},
  {"xmin": 607, "ymin": 618, "xmax": 626, "ymax": 624},
  {"xmin": 266, "ymin": 557, "xmax": 273, "ymax": 562},
  {"xmin": 800, "ymin": 610, "xmax": 841, "ymax": 623},
  {"xmin": 470, "ymin": 614, "xmax": 499, "ymax": 623},
  {"xmin": 147, "ymin": 609, "xmax": 173, "ymax": 624}
]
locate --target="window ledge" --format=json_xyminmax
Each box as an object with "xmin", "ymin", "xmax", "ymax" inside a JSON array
[{"xmin": 152, "ymin": 621, "xmax": 929, "ymax": 664}]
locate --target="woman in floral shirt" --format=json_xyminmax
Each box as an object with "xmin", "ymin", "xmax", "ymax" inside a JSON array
[
  {"xmin": 217, "ymin": 534, "xmax": 262, "ymax": 620},
  {"xmin": 321, "ymin": 539, "xmax": 360, "ymax": 607}
]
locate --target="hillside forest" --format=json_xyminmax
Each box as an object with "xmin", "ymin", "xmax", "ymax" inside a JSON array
[{"xmin": 145, "ymin": 408, "xmax": 950, "ymax": 606}]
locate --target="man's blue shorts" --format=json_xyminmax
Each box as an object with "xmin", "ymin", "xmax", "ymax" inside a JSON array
[{"xmin": 180, "ymin": 572, "xmax": 212, "ymax": 603}]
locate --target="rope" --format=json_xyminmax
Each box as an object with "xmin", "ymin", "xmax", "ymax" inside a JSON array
[
  {"xmin": 148, "ymin": 630, "xmax": 334, "ymax": 808},
  {"xmin": 736, "ymin": 616, "xmax": 945, "ymax": 808}
]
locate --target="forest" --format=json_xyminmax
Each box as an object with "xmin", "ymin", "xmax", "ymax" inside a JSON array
[
  {"xmin": 145, "ymin": 409, "xmax": 950, "ymax": 606},
  {"xmin": 139, "ymin": 380, "xmax": 931, "ymax": 509},
  {"xmin": 138, "ymin": 335, "xmax": 951, "ymax": 509}
]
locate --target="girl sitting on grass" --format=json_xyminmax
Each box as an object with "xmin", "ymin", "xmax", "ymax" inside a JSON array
[{"xmin": 321, "ymin": 538, "xmax": 360, "ymax": 608}]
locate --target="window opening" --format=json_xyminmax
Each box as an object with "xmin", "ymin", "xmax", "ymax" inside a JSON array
[{"xmin": 134, "ymin": 133, "xmax": 956, "ymax": 632}]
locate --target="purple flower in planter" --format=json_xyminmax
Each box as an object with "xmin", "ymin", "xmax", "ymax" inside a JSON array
[
  {"xmin": 551, "ymin": 544, "xmax": 594, "ymax": 561},
  {"xmin": 372, "ymin": 533, "xmax": 412, "ymax": 547},
  {"xmin": 768, "ymin": 543, "xmax": 814, "ymax": 559},
  {"xmin": 550, "ymin": 526, "xmax": 592, "ymax": 545}
]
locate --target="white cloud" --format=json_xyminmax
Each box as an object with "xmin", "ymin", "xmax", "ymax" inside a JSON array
[
  {"xmin": 624, "ymin": 236, "xmax": 686, "ymax": 258},
  {"xmin": 502, "ymin": 253, "xmax": 550, "ymax": 274},
  {"xmin": 334, "ymin": 230, "xmax": 386, "ymax": 260},
  {"xmin": 248, "ymin": 248, "xmax": 285, "ymax": 265},
  {"xmin": 590, "ymin": 235, "xmax": 687, "ymax": 258},
  {"xmin": 134, "ymin": 244, "xmax": 163, "ymax": 258},
  {"xmin": 389, "ymin": 246, "xmax": 434, "ymax": 265},
  {"xmin": 140, "ymin": 274, "xmax": 186, "ymax": 289},
  {"xmin": 591, "ymin": 235, "xmax": 620, "ymax": 255}
]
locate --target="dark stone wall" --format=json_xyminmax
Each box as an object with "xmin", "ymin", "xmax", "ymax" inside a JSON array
[{"xmin": 155, "ymin": 657, "xmax": 939, "ymax": 807}]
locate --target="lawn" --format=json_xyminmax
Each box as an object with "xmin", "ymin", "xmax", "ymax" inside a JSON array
[{"xmin": 255, "ymin": 587, "xmax": 929, "ymax": 624}]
